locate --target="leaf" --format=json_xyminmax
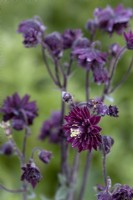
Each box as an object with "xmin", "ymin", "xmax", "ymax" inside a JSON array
[
  {"xmin": 58, "ymin": 173, "xmax": 67, "ymax": 186},
  {"xmin": 40, "ymin": 195, "xmax": 51, "ymax": 200},
  {"xmin": 55, "ymin": 186, "xmax": 68, "ymax": 200}
]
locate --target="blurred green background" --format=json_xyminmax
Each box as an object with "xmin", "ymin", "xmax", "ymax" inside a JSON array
[{"xmin": 0, "ymin": 0, "xmax": 133, "ymax": 199}]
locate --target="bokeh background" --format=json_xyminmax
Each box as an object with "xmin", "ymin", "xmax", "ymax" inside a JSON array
[{"xmin": 0, "ymin": 0, "xmax": 133, "ymax": 199}]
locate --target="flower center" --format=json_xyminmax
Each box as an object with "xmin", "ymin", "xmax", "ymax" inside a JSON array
[{"xmin": 70, "ymin": 124, "xmax": 80, "ymax": 137}]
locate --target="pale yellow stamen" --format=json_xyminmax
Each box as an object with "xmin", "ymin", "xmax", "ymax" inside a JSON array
[{"xmin": 70, "ymin": 128, "xmax": 80, "ymax": 137}]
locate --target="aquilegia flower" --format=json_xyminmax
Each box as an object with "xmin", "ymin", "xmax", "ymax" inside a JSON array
[
  {"xmin": 39, "ymin": 111, "xmax": 62, "ymax": 143},
  {"xmin": 62, "ymin": 29, "xmax": 82, "ymax": 49},
  {"xmin": 72, "ymin": 46, "xmax": 108, "ymax": 84},
  {"xmin": 94, "ymin": 4, "xmax": 133, "ymax": 34},
  {"xmin": 21, "ymin": 162, "xmax": 42, "ymax": 188},
  {"xmin": 124, "ymin": 30, "xmax": 133, "ymax": 49},
  {"xmin": 0, "ymin": 93, "xmax": 38, "ymax": 130},
  {"xmin": 44, "ymin": 32, "xmax": 63, "ymax": 58},
  {"xmin": 72, "ymin": 46, "xmax": 107, "ymax": 69},
  {"xmin": 112, "ymin": 185, "xmax": 133, "ymax": 200},
  {"xmin": 64, "ymin": 106, "xmax": 102, "ymax": 152},
  {"xmin": 17, "ymin": 17, "xmax": 46, "ymax": 47}
]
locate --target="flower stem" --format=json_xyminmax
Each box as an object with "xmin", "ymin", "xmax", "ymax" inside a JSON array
[
  {"xmin": 85, "ymin": 70, "xmax": 90, "ymax": 101},
  {"xmin": 78, "ymin": 151, "xmax": 92, "ymax": 200},
  {"xmin": 41, "ymin": 47, "xmax": 60, "ymax": 87},
  {"xmin": 21, "ymin": 127, "xmax": 30, "ymax": 200},
  {"xmin": 0, "ymin": 184, "xmax": 24, "ymax": 193},
  {"xmin": 109, "ymin": 55, "xmax": 133, "ymax": 94},
  {"xmin": 102, "ymin": 153, "xmax": 107, "ymax": 188},
  {"xmin": 101, "ymin": 46, "xmax": 126, "ymax": 100},
  {"xmin": 60, "ymin": 100, "xmax": 69, "ymax": 178},
  {"xmin": 67, "ymin": 152, "xmax": 80, "ymax": 200}
]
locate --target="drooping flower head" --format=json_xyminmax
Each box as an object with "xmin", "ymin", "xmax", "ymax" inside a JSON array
[
  {"xmin": 64, "ymin": 106, "xmax": 102, "ymax": 152},
  {"xmin": 39, "ymin": 111, "xmax": 62, "ymax": 143},
  {"xmin": 72, "ymin": 46, "xmax": 108, "ymax": 84},
  {"xmin": 44, "ymin": 32, "xmax": 63, "ymax": 58},
  {"xmin": 124, "ymin": 30, "xmax": 133, "ymax": 50},
  {"xmin": 0, "ymin": 93, "xmax": 38, "ymax": 130},
  {"xmin": 21, "ymin": 161, "xmax": 42, "ymax": 188},
  {"xmin": 62, "ymin": 29, "xmax": 82, "ymax": 49},
  {"xmin": 72, "ymin": 46, "xmax": 107, "ymax": 69},
  {"xmin": 17, "ymin": 17, "xmax": 46, "ymax": 47},
  {"xmin": 38, "ymin": 150, "xmax": 53, "ymax": 164},
  {"xmin": 94, "ymin": 4, "xmax": 133, "ymax": 34}
]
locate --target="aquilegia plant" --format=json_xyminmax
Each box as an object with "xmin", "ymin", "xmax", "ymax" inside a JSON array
[{"xmin": 1, "ymin": 4, "xmax": 133, "ymax": 200}]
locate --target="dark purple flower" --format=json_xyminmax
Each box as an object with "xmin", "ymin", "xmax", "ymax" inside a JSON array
[
  {"xmin": 94, "ymin": 4, "xmax": 133, "ymax": 34},
  {"xmin": 44, "ymin": 32, "xmax": 63, "ymax": 58},
  {"xmin": 97, "ymin": 192, "xmax": 112, "ymax": 200},
  {"xmin": 64, "ymin": 106, "xmax": 102, "ymax": 152},
  {"xmin": 0, "ymin": 93, "xmax": 38, "ymax": 130},
  {"xmin": 107, "ymin": 105, "xmax": 119, "ymax": 117},
  {"xmin": 109, "ymin": 43, "xmax": 122, "ymax": 56},
  {"xmin": 21, "ymin": 162, "xmax": 42, "ymax": 188},
  {"xmin": 72, "ymin": 37, "xmax": 90, "ymax": 49},
  {"xmin": 92, "ymin": 64, "xmax": 109, "ymax": 85},
  {"xmin": 87, "ymin": 99, "xmax": 118, "ymax": 118},
  {"xmin": 1, "ymin": 141, "xmax": 14, "ymax": 155},
  {"xmin": 62, "ymin": 29, "xmax": 82, "ymax": 49},
  {"xmin": 17, "ymin": 17, "xmax": 46, "ymax": 47},
  {"xmin": 112, "ymin": 185, "xmax": 133, "ymax": 200},
  {"xmin": 38, "ymin": 150, "xmax": 52, "ymax": 164},
  {"xmin": 124, "ymin": 30, "xmax": 133, "ymax": 50},
  {"xmin": 39, "ymin": 111, "xmax": 62, "ymax": 143},
  {"xmin": 99, "ymin": 135, "xmax": 114, "ymax": 154},
  {"xmin": 72, "ymin": 47, "xmax": 107, "ymax": 70}
]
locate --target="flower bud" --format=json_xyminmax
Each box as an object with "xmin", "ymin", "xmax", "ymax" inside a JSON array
[
  {"xmin": 100, "ymin": 135, "xmax": 114, "ymax": 154},
  {"xmin": 62, "ymin": 91, "xmax": 73, "ymax": 103},
  {"xmin": 38, "ymin": 150, "xmax": 52, "ymax": 164},
  {"xmin": 1, "ymin": 141, "xmax": 14, "ymax": 155}
]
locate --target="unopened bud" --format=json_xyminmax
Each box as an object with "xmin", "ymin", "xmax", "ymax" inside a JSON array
[
  {"xmin": 62, "ymin": 91, "xmax": 73, "ymax": 103},
  {"xmin": 1, "ymin": 141, "xmax": 14, "ymax": 155},
  {"xmin": 99, "ymin": 135, "xmax": 114, "ymax": 154},
  {"xmin": 38, "ymin": 150, "xmax": 52, "ymax": 164}
]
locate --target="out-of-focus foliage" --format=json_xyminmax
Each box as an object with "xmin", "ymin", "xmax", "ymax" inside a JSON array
[{"xmin": 0, "ymin": 0, "xmax": 133, "ymax": 199}]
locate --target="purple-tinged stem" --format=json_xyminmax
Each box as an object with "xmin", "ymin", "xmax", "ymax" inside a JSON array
[
  {"xmin": 78, "ymin": 151, "xmax": 92, "ymax": 200},
  {"xmin": 41, "ymin": 47, "xmax": 60, "ymax": 87},
  {"xmin": 22, "ymin": 127, "xmax": 30, "ymax": 163},
  {"xmin": 60, "ymin": 100, "xmax": 69, "ymax": 179},
  {"xmin": 0, "ymin": 184, "xmax": 24, "ymax": 193},
  {"xmin": 85, "ymin": 70, "xmax": 90, "ymax": 101},
  {"xmin": 67, "ymin": 55, "xmax": 73, "ymax": 76},
  {"xmin": 21, "ymin": 126, "xmax": 30, "ymax": 200},
  {"xmin": 102, "ymin": 152, "xmax": 107, "ymax": 188},
  {"xmin": 101, "ymin": 46, "xmax": 126, "ymax": 101},
  {"xmin": 67, "ymin": 152, "xmax": 80, "ymax": 200},
  {"xmin": 109, "ymin": 55, "xmax": 133, "ymax": 94}
]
